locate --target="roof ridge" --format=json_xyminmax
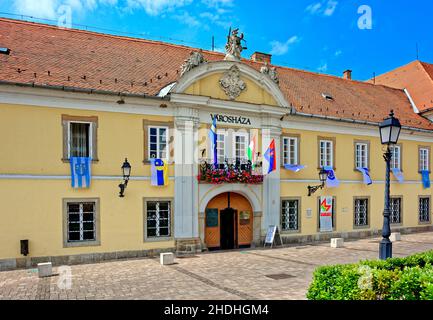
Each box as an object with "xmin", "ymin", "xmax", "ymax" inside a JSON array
[{"xmin": 0, "ymin": 17, "xmax": 225, "ymax": 58}]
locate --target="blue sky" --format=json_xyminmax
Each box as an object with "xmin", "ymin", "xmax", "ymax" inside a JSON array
[{"xmin": 1, "ymin": 0, "xmax": 432, "ymax": 80}]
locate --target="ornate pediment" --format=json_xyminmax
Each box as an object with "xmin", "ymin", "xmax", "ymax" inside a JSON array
[
  {"xmin": 180, "ymin": 50, "xmax": 206, "ymax": 77},
  {"xmin": 219, "ymin": 65, "xmax": 247, "ymax": 100}
]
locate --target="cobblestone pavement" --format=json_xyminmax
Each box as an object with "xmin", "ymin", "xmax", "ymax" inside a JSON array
[{"xmin": 1, "ymin": 232, "xmax": 433, "ymax": 300}]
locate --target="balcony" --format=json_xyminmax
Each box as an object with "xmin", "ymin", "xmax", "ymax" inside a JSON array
[{"xmin": 198, "ymin": 158, "xmax": 264, "ymax": 184}]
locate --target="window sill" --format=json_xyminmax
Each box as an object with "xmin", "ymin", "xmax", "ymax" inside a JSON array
[
  {"xmin": 63, "ymin": 240, "xmax": 101, "ymax": 248},
  {"xmin": 281, "ymin": 229, "xmax": 301, "ymax": 234},
  {"xmin": 353, "ymin": 225, "xmax": 370, "ymax": 230},
  {"xmin": 144, "ymin": 237, "xmax": 173, "ymax": 242},
  {"xmin": 62, "ymin": 158, "xmax": 99, "ymax": 163},
  {"xmin": 418, "ymin": 221, "xmax": 431, "ymax": 225}
]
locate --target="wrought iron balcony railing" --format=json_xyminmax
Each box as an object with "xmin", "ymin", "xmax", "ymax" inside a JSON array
[{"xmin": 198, "ymin": 158, "xmax": 264, "ymax": 184}]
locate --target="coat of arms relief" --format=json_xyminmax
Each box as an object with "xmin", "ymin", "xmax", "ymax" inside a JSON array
[{"xmin": 219, "ymin": 65, "xmax": 247, "ymax": 100}]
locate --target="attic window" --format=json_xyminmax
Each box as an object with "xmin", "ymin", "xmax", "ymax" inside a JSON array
[
  {"xmin": 322, "ymin": 93, "xmax": 334, "ymax": 101},
  {"xmin": 0, "ymin": 47, "xmax": 10, "ymax": 55}
]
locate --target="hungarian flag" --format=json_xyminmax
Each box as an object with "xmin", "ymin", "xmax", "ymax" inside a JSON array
[
  {"xmin": 264, "ymin": 139, "xmax": 276, "ymax": 174},
  {"xmin": 247, "ymin": 135, "xmax": 256, "ymax": 164}
]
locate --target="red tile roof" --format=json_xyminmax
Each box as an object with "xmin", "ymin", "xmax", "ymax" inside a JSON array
[
  {"xmin": 1, "ymin": 18, "xmax": 432, "ymax": 131},
  {"xmin": 372, "ymin": 60, "xmax": 433, "ymax": 113}
]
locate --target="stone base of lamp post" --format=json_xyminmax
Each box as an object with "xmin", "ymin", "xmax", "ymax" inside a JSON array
[{"xmin": 379, "ymin": 238, "xmax": 392, "ymax": 260}]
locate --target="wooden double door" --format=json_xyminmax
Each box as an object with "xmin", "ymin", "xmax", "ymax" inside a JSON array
[{"xmin": 205, "ymin": 192, "xmax": 253, "ymax": 250}]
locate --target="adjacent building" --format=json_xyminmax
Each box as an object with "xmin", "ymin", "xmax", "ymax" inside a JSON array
[{"xmin": 1, "ymin": 18, "xmax": 433, "ymax": 269}]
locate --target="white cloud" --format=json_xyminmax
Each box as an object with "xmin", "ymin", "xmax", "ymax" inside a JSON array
[
  {"xmin": 126, "ymin": 0, "xmax": 193, "ymax": 16},
  {"xmin": 12, "ymin": 0, "xmax": 118, "ymax": 19},
  {"xmin": 318, "ymin": 62, "xmax": 328, "ymax": 72},
  {"xmin": 200, "ymin": 11, "xmax": 231, "ymax": 29},
  {"xmin": 13, "ymin": 0, "xmax": 59, "ymax": 19},
  {"xmin": 201, "ymin": 0, "xmax": 234, "ymax": 8},
  {"xmin": 174, "ymin": 11, "xmax": 201, "ymax": 27},
  {"xmin": 335, "ymin": 49, "xmax": 342, "ymax": 57},
  {"xmin": 269, "ymin": 36, "xmax": 300, "ymax": 56},
  {"xmin": 306, "ymin": 0, "xmax": 338, "ymax": 17}
]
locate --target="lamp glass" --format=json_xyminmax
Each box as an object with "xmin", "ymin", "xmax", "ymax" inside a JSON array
[
  {"xmin": 122, "ymin": 159, "xmax": 131, "ymax": 178},
  {"xmin": 380, "ymin": 125, "xmax": 391, "ymax": 145},
  {"xmin": 319, "ymin": 168, "xmax": 328, "ymax": 183},
  {"xmin": 390, "ymin": 126, "xmax": 401, "ymax": 144}
]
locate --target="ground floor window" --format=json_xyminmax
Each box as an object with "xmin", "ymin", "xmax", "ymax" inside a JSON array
[
  {"xmin": 63, "ymin": 198, "xmax": 99, "ymax": 247},
  {"xmin": 390, "ymin": 197, "xmax": 402, "ymax": 224},
  {"xmin": 281, "ymin": 199, "xmax": 299, "ymax": 231},
  {"xmin": 146, "ymin": 200, "xmax": 171, "ymax": 239},
  {"xmin": 419, "ymin": 197, "xmax": 430, "ymax": 223},
  {"xmin": 354, "ymin": 198, "xmax": 369, "ymax": 227}
]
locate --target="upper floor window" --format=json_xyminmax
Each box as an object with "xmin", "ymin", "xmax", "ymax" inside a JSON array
[
  {"xmin": 233, "ymin": 132, "xmax": 249, "ymax": 161},
  {"xmin": 149, "ymin": 126, "xmax": 168, "ymax": 160},
  {"xmin": 390, "ymin": 145, "xmax": 401, "ymax": 170},
  {"xmin": 216, "ymin": 131, "xmax": 226, "ymax": 164},
  {"xmin": 355, "ymin": 142, "xmax": 369, "ymax": 169},
  {"xmin": 62, "ymin": 115, "xmax": 98, "ymax": 161},
  {"xmin": 283, "ymin": 137, "xmax": 298, "ymax": 166},
  {"xmin": 419, "ymin": 147, "xmax": 430, "ymax": 172},
  {"xmin": 319, "ymin": 139, "xmax": 333, "ymax": 168}
]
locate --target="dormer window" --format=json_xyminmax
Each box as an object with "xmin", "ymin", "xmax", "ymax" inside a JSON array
[
  {"xmin": 322, "ymin": 93, "xmax": 334, "ymax": 101},
  {"xmin": 0, "ymin": 47, "xmax": 10, "ymax": 55}
]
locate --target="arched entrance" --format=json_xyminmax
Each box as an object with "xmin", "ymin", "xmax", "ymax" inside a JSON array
[{"xmin": 205, "ymin": 192, "xmax": 253, "ymax": 250}]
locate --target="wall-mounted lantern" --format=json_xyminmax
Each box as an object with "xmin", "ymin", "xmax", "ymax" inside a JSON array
[
  {"xmin": 118, "ymin": 158, "xmax": 131, "ymax": 198},
  {"xmin": 307, "ymin": 168, "xmax": 328, "ymax": 196}
]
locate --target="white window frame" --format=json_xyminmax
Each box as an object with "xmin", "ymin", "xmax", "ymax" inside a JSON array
[
  {"xmin": 216, "ymin": 130, "xmax": 227, "ymax": 164},
  {"xmin": 148, "ymin": 126, "xmax": 169, "ymax": 160},
  {"xmin": 390, "ymin": 145, "xmax": 401, "ymax": 170},
  {"xmin": 420, "ymin": 148, "xmax": 429, "ymax": 172},
  {"xmin": 67, "ymin": 121, "xmax": 93, "ymax": 159},
  {"xmin": 319, "ymin": 140, "xmax": 333, "ymax": 168},
  {"xmin": 233, "ymin": 132, "xmax": 249, "ymax": 161},
  {"xmin": 355, "ymin": 143, "xmax": 369, "ymax": 169},
  {"xmin": 283, "ymin": 137, "xmax": 298, "ymax": 166}
]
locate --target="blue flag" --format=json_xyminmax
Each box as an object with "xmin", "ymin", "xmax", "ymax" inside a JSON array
[
  {"xmin": 392, "ymin": 168, "xmax": 404, "ymax": 183},
  {"xmin": 208, "ymin": 117, "xmax": 217, "ymax": 166},
  {"xmin": 284, "ymin": 164, "xmax": 305, "ymax": 172},
  {"xmin": 324, "ymin": 166, "xmax": 339, "ymax": 188},
  {"xmin": 421, "ymin": 170, "xmax": 431, "ymax": 189},
  {"xmin": 357, "ymin": 167, "xmax": 373, "ymax": 185},
  {"xmin": 70, "ymin": 157, "xmax": 91, "ymax": 188},
  {"xmin": 151, "ymin": 159, "xmax": 168, "ymax": 186}
]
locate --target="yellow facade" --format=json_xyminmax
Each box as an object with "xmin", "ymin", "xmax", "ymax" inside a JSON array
[{"xmin": 1, "ymin": 59, "xmax": 433, "ymax": 266}]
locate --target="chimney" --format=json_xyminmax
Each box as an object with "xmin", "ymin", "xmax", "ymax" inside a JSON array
[
  {"xmin": 251, "ymin": 52, "xmax": 272, "ymax": 64},
  {"xmin": 343, "ymin": 69, "xmax": 352, "ymax": 80}
]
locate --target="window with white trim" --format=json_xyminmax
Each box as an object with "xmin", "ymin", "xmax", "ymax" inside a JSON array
[
  {"xmin": 390, "ymin": 145, "xmax": 401, "ymax": 170},
  {"xmin": 419, "ymin": 197, "xmax": 430, "ymax": 223},
  {"xmin": 146, "ymin": 201, "xmax": 171, "ymax": 238},
  {"xmin": 390, "ymin": 197, "xmax": 402, "ymax": 224},
  {"xmin": 66, "ymin": 201, "xmax": 96, "ymax": 242},
  {"xmin": 233, "ymin": 132, "xmax": 248, "ymax": 161},
  {"xmin": 216, "ymin": 131, "xmax": 226, "ymax": 164},
  {"xmin": 355, "ymin": 143, "xmax": 368, "ymax": 169},
  {"xmin": 149, "ymin": 126, "xmax": 168, "ymax": 160},
  {"xmin": 354, "ymin": 198, "xmax": 368, "ymax": 227},
  {"xmin": 281, "ymin": 199, "xmax": 299, "ymax": 231},
  {"xmin": 283, "ymin": 137, "xmax": 298, "ymax": 165},
  {"xmin": 319, "ymin": 140, "xmax": 333, "ymax": 168},
  {"xmin": 419, "ymin": 148, "xmax": 429, "ymax": 172}
]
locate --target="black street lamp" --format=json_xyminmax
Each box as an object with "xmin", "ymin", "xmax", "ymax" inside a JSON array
[
  {"xmin": 119, "ymin": 158, "xmax": 131, "ymax": 198},
  {"xmin": 307, "ymin": 168, "xmax": 328, "ymax": 196},
  {"xmin": 378, "ymin": 110, "xmax": 401, "ymax": 260}
]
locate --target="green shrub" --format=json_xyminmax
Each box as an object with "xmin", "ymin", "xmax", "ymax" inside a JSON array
[{"xmin": 307, "ymin": 250, "xmax": 433, "ymax": 300}]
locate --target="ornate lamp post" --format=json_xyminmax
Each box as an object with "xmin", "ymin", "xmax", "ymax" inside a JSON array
[
  {"xmin": 378, "ymin": 110, "xmax": 401, "ymax": 260},
  {"xmin": 118, "ymin": 158, "xmax": 131, "ymax": 198},
  {"xmin": 307, "ymin": 168, "xmax": 328, "ymax": 196}
]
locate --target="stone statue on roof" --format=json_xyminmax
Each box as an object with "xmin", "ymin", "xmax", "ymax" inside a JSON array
[
  {"xmin": 180, "ymin": 50, "xmax": 206, "ymax": 77},
  {"xmin": 224, "ymin": 28, "xmax": 247, "ymax": 61},
  {"xmin": 260, "ymin": 61, "xmax": 279, "ymax": 85}
]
